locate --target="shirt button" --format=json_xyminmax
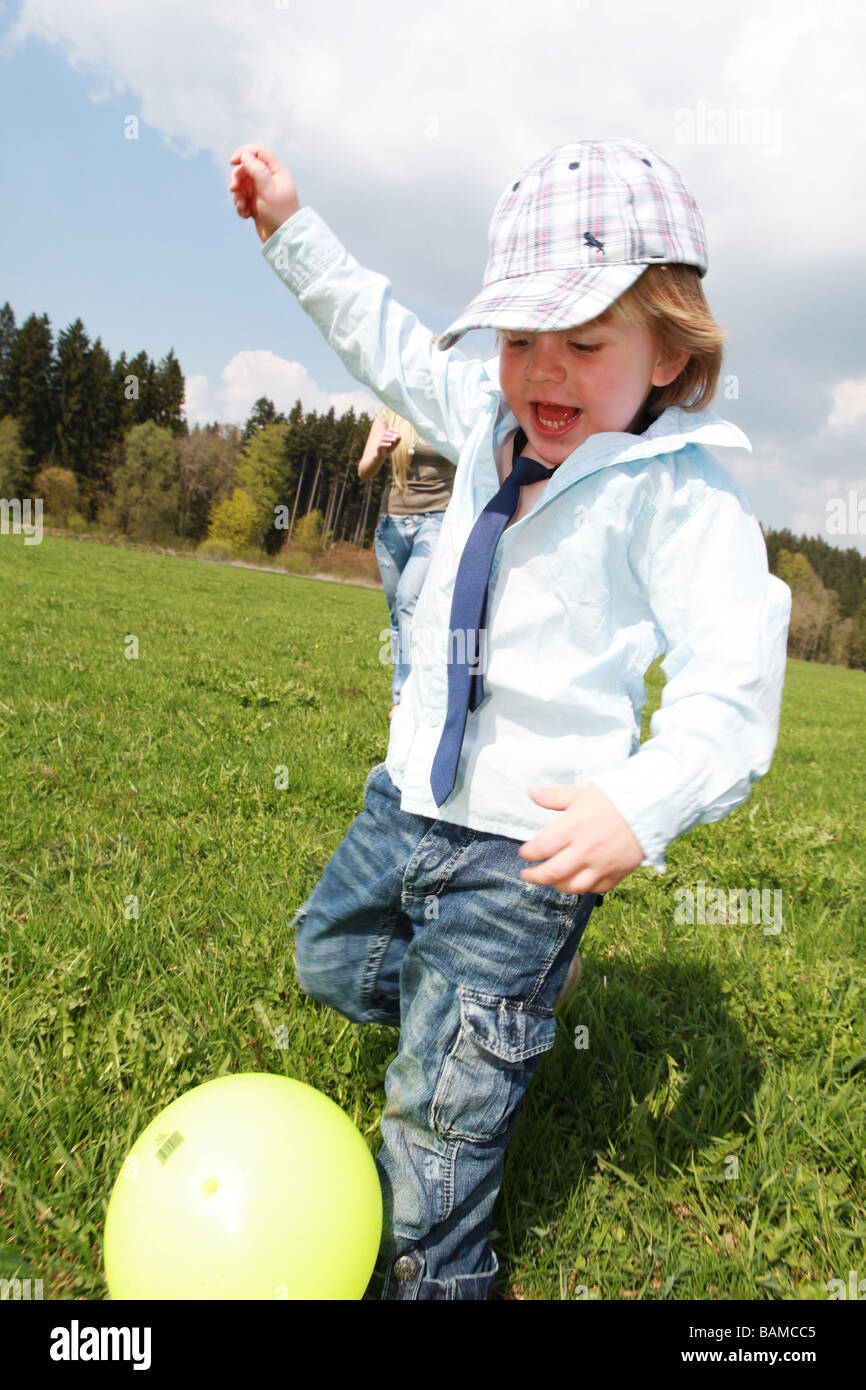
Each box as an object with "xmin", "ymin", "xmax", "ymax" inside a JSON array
[
  {"xmin": 425, "ymin": 710, "xmax": 439, "ymax": 726},
  {"xmin": 393, "ymin": 1254, "xmax": 420, "ymax": 1282}
]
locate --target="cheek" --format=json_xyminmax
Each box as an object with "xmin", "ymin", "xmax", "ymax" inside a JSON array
[
  {"xmin": 589, "ymin": 362, "xmax": 648, "ymax": 412},
  {"xmin": 499, "ymin": 358, "xmax": 522, "ymax": 409},
  {"xmin": 582, "ymin": 367, "xmax": 622, "ymax": 411}
]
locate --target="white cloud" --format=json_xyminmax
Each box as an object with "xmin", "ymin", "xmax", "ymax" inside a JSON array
[
  {"xmin": 712, "ymin": 0, "xmax": 866, "ymax": 264},
  {"xmin": 715, "ymin": 440, "xmax": 866, "ymax": 555},
  {"xmin": 827, "ymin": 377, "xmax": 866, "ymax": 433},
  {"xmin": 7, "ymin": 0, "xmax": 865, "ymax": 269},
  {"xmin": 793, "ymin": 475, "xmax": 866, "ymax": 547},
  {"xmin": 182, "ymin": 350, "xmax": 377, "ymax": 428},
  {"xmin": 181, "ymin": 373, "xmax": 214, "ymax": 426}
]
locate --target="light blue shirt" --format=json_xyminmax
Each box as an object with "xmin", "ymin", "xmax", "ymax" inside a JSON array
[{"xmin": 262, "ymin": 207, "xmax": 792, "ymax": 873}]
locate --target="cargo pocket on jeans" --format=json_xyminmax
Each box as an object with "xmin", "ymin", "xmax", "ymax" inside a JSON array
[{"xmin": 429, "ymin": 988, "xmax": 558, "ymax": 1143}]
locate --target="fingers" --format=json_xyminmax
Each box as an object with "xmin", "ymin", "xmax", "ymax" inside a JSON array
[
  {"xmin": 229, "ymin": 143, "xmax": 281, "ymax": 171},
  {"xmin": 519, "ymin": 822, "xmax": 570, "ymax": 861},
  {"xmin": 227, "ymin": 142, "xmax": 300, "ymax": 240},
  {"xmin": 519, "ymin": 844, "xmax": 607, "ymax": 895},
  {"xmin": 228, "ymin": 165, "xmax": 259, "ymax": 220},
  {"xmin": 227, "ymin": 161, "xmax": 253, "ymax": 214},
  {"xmin": 519, "ymin": 838, "xmax": 578, "ymax": 879},
  {"xmin": 227, "ymin": 145, "xmax": 269, "ymax": 211},
  {"xmin": 520, "ymin": 856, "xmax": 596, "ymax": 895},
  {"xmin": 518, "ymin": 813, "xmax": 598, "ymax": 889},
  {"xmin": 377, "ymin": 430, "xmax": 401, "ymax": 453},
  {"xmin": 230, "ymin": 186, "xmax": 253, "ymax": 218}
]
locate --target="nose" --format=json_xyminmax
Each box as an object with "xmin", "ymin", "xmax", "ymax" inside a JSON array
[{"xmin": 524, "ymin": 335, "xmax": 567, "ymax": 381}]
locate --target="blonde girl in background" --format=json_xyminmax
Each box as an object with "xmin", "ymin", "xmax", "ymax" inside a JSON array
[{"xmin": 358, "ymin": 405, "xmax": 455, "ymax": 718}]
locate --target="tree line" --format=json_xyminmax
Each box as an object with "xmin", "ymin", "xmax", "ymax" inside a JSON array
[
  {"xmin": 764, "ymin": 531, "xmax": 866, "ymax": 670},
  {"xmin": 0, "ymin": 302, "xmax": 385, "ymax": 551},
  {"xmin": 1, "ymin": 299, "xmax": 865, "ymax": 668}
]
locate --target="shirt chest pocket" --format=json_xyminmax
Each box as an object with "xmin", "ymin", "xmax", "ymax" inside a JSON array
[{"xmin": 539, "ymin": 502, "xmax": 616, "ymax": 605}]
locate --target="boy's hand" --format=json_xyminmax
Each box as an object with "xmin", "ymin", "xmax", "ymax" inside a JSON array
[
  {"xmin": 228, "ymin": 144, "xmax": 301, "ymax": 244},
  {"xmin": 518, "ymin": 781, "xmax": 645, "ymax": 895}
]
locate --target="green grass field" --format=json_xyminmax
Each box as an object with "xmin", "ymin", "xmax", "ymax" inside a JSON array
[{"xmin": 1, "ymin": 532, "xmax": 864, "ymax": 1301}]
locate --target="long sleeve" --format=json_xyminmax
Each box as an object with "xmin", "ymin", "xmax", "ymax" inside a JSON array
[
  {"xmin": 260, "ymin": 207, "xmax": 498, "ymax": 464},
  {"xmin": 587, "ymin": 479, "xmax": 792, "ymax": 872}
]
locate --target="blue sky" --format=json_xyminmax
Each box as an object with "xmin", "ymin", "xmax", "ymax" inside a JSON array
[
  {"xmin": 0, "ymin": 22, "xmax": 387, "ymax": 424},
  {"xmin": 1, "ymin": 0, "xmax": 864, "ymax": 550}
]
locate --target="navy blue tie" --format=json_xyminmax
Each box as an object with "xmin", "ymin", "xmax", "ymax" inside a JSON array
[{"xmin": 430, "ymin": 430, "xmax": 556, "ymax": 806}]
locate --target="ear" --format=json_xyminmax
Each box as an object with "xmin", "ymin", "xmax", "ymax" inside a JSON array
[{"xmin": 651, "ymin": 347, "xmax": 691, "ymax": 388}]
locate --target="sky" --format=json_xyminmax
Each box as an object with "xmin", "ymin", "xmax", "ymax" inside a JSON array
[{"xmin": 0, "ymin": 0, "xmax": 863, "ymax": 549}]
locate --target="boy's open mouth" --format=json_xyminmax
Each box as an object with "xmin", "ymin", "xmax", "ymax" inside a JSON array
[{"xmin": 531, "ymin": 401, "xmax": 583, "ymax": 437}]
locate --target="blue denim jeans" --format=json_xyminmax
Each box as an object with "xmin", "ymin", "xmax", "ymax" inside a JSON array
[
  {"xmin": 292, "ymin": 761, "xmax": 600, "ymax": 1300},
  {"xmin": 374, "ymin": 511, "xmax": 446, "ymax": 704}
]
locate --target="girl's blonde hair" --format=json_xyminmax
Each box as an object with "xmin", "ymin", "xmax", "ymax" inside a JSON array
[
  {"xmin": 377, "ymin": 408, "xmax": 420, "ymax": 492},
  {"xmin": 496, "ymin": 264, "xmax": 727, "ymax": 414}
]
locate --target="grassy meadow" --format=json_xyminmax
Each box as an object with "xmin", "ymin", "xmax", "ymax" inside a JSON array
[{"xmin": 0, "ymin": 530, "xmax": 864, "ymax": 1302}]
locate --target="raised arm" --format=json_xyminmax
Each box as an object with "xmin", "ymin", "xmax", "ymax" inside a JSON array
[{"xmin": 228, "ymin": 145, "xmax": 498, "ymax": 462}]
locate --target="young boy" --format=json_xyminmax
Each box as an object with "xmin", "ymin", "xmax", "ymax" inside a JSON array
[{"xmin": 228, "ymin": 138, "xmax": 791, "ymax": 1300}]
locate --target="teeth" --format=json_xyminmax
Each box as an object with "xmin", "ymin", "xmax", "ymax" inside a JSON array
[{"xmin": 536, "ymin": 404, "xmax": 579, "ymax": 428}]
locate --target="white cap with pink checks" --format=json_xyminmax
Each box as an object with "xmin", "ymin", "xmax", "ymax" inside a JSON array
[{"xmin": 436, "ymin": 138, "xmax": 708, "ymax": 351}]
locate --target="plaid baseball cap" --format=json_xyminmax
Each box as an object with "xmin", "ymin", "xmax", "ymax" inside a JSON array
[{"xmin": 435, "ymin": 138, "xmax": 707, "ymax": 351}]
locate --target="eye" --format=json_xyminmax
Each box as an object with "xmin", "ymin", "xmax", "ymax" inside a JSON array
[
  {"xmin": 504, "ymin": 336, "xmax": 530, "ymax": 348},
  {"xmin": 568, "ymin": 341, "xmax": 601, "ymax": 353}
]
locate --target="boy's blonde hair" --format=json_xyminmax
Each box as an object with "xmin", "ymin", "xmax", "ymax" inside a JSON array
[
  {"xmin": 377, "ymin": 408, "xmax": 419, "ymax": 492},
  {"xmin": 496, "ymin": 264, "xmax": 726, "ymax": 414}
]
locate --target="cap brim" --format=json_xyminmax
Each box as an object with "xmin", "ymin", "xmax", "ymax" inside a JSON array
[{"xmin": 436, "ymin": 263, "xmax": 649, "ymax": 351}]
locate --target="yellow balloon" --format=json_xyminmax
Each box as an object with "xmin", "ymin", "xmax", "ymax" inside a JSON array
[{"xmin": 103, "ymin": 1073, "xmax": 382, "ymax": 1299}]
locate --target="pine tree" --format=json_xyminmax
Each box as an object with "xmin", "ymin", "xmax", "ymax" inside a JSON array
[
  {"xmin": 241, "ymin": 396, "xmax": 286, "ymax": 447},
  {"xmin": 7, "ymin": 313, "xmax": 56, "ymax": 479},
  {"xmin": 153, "ymin": 348, "xmax": 187, "ymax": 436},
  {"xmin": 86, "ymin": 339, "xmax": 120, "ymax": 519},
  {"xmin": 52, "ymin": 319, "xmax": 95, "ymax": 478},
  {"xmin": 123, "ymin": 350, "xmax": 154, "ymax": 426},
  {"xmin": 0, "ymin": 302, "xmax": 16, "ymax": 419}
]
